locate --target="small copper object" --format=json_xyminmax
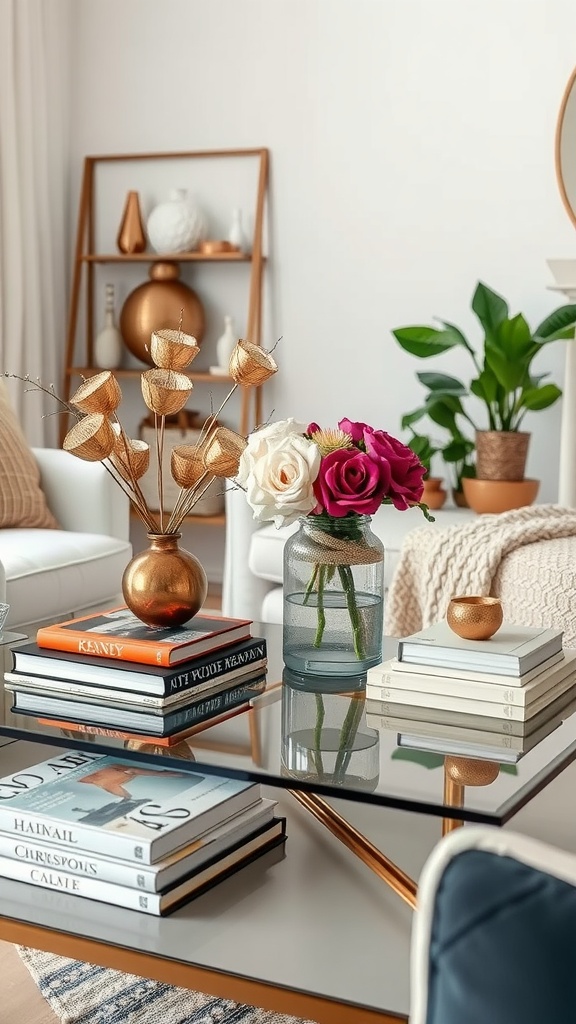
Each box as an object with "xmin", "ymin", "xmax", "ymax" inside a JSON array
[
  {"xmin": 229, "ymin": 339, "xmax": 278, "ymax": 387},
  {"xmin": 70, "ymin": 371, "xmax": 122, "ymax": 414},
  {"xmin": 199, "ymin": 239, "xmax": 239, "ymax": 255},
  {"xmin": 63, "ymin": 413, "xmax": 116, "ymax": 462},
  {"xmin": 447, "ymin": 595, "xmax": 503, "ymax": 641},
  {"xmin": 203, "ymin": 427, "xmax": 247, "ymax": 477},
  {"xmin": 445, "ymin": 756, "xmax": 500, "ymax": 786},
  {"xmin": 121, "ymin": 532, "xmax": 208, "ymax": 628},
  {"xmin": 140, "ymin": 368, "xmax": 193, "ymax": 415},
  {"xmin": 150, "ymin": 328, "xmax": 200, "ymax": 371}
]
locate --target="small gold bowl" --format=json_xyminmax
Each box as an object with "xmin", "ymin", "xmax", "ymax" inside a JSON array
[{"xmin": 446, "ymin": 596, "xmax": 503, "ymax": 641}]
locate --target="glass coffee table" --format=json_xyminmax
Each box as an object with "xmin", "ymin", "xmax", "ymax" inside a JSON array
[{"xmin": 1, "ymin": 623, "xmax": 576, "ymax": 1023}]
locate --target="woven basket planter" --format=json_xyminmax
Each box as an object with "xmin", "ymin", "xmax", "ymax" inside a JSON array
[{"xmin": 475, "ymin": 430, "xmax": 530, "ymax": 481}]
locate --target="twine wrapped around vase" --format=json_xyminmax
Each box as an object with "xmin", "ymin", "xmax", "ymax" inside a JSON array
[
  {"xmin": 297, "ymin": 524, "xmax": 384, "ymax": 566},
  {"xmin": 63, "ymin": 413, "xmax": 116, "ymax": 462},
  {"xmin": 141, "ymin": 368, "xmax": 193, "ymax": 415},
  {"xmin": 229, "ymin": 339, "xmax": 277, "ymax": 387},
  {"xmin": 203, "ymin": 427, "xmax": 247, "ymax": 477},
  {"xmin": 70, "ymin": 371, "xmax": 122, "ymax": 414},
  {"xmin": 150, "ymin": 329, "xmax": 200, "ymax": 371}
]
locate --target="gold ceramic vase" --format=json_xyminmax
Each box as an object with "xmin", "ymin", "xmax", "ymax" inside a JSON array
[
  {"xmin": 119, "ymin": 262, "xmax": 206, "ymax": 365},
  {"xmin": 117, "ymin": 191, "xmax": 147, "ymax": 254},
  {"xmin": 122, "ymin": 533, "xmax": 208, "ymax": 628}
]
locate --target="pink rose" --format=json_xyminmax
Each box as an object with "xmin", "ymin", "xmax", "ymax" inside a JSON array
[
  {"xmin": 306, "ymin": 422, "xmax": 321, "ymax": 435},
  {"xmin": 338, "ymin": 417, "xmax": 371, "ymax": 444},
  {"xmin": 363, "ymin": 429, "xmax": 425, "ymax": 509},
  {"xmin": 313, "ymin": 448, "xmax": 390, "ymax": 517}
]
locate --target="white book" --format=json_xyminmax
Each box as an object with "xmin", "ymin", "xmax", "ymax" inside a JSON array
[
  {"xmin": 4, "ymin": 672, "xmax": 196, "ymax": 710},
  {"xmin": 0, "ymin": 799, "xmax": 277, "ymax": 892},
  {"xmin": 366, "ymin": 671, "xmax": 576, "ymax": 721},
  {"xmin": 397, "ymin": 621, "xmax": 563, "ymax": 676},
  {"xmin": 366, "ymin": 652, "xmax": 576, "ymax": 708},
  {"xmin": 0, "ymin": 818, "xmax": 286, "ymax": 916},
  {"xmin": 0, "ymin": 749, "xmax": 261, "ymax": 864},
  {"xmin": 387, "ymin": 650, "xmax": 565, "ymax": 687}
]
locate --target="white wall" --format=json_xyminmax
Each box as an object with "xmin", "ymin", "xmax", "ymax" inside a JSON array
[{"xmin": 69, "ymin": 0, "xmax": 576, "ymax": 573}]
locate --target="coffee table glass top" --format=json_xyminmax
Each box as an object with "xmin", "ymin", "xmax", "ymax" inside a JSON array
[{"xmin": 2, "ymin": 623, "xmax": 576, "ymax": 826}]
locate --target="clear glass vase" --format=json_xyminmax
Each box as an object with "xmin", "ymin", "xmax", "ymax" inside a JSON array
[
  {"xmin": 283, "ymin": 513, "xmax": 384, "ymax": 675},
  {"xmin": 281, "ymin": 669, "xmax": 380, "ymax": 791}
]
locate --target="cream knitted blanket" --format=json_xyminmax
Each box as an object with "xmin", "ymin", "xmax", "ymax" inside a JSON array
[{"xmin": 385, "ymin": 504, "xmax": 576, "ymax": 642}]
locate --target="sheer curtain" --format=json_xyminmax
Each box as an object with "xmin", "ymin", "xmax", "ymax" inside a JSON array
[{"xmin": 0, "ymin": 0, "xmax": 71, "ymax": 445}]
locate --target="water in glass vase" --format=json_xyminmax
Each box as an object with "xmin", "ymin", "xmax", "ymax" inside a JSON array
[{"xmin": 282, "ymin": 514, "xmax": 385, "ymax": 676}]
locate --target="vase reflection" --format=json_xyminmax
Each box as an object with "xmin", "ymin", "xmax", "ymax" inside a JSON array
[{"xmin": 281, "ymin": 668, "xmax": 380, "ymax": 791}]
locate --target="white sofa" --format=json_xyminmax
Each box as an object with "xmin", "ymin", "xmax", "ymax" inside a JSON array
[
  {"xmin": 0, "ymin": 448, "xmax": 132, "ymax": 635},
  {"xmin": 222, "ymin": 486, "xmax": 475, "ymax": 623}
]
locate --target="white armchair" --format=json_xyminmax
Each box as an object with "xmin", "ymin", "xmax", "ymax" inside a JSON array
[{"xmin": 0, "ymin": 449, "xmax": 132, "ymax": 634}]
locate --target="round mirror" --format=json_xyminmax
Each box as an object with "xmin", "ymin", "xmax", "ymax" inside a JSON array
[{"xmin": 556, "ymin": 67, "xmax": 576, "ymax": 229}]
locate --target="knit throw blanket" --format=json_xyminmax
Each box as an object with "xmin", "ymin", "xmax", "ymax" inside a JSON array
[{"xmin": 385, "ymin": 504, "xmax": 576, "ymax": 641}]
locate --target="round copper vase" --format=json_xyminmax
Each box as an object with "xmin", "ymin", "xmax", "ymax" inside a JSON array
[
  {"xmin": 122, "ymin": 533, "xmax": 208, "ymax": 628},
  {"xmin": 119, "ymin": 261, "xmax": 205, "ymax": 366}
]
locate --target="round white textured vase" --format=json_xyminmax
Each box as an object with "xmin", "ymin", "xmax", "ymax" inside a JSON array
[{"xmin": 147, "ymin": 189, "xmax": 205, "ymax": 253}]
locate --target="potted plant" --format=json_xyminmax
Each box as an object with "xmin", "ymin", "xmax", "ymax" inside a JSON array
[
  {"xmin": 393, "ymin": 282, "xmax": 576, "ymax": 511},
  {"xmin": 401, "ymin": 386, "xmax": 476, "ymax": 506},
  {"xmin": 406, "ymin": 432, "xmax": 447, "ymax": 509}
]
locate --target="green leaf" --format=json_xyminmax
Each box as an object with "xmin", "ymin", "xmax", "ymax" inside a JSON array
[
  {"xmin": 417, "ymin": 371, "xmax": 467, "ymax": 395},
  {"xmin": 392, "ymin": 326, "xmax": 462, "ymax": 358},
  {"xmin": 426, "ymin": 396, "xmax": 464, "ymax": 430},
  {"xmin": 391, "ymin": 748, "xmax": 444, "ymax": 769},
  {"xmin": 437, "ymin": 319, "xmax": 472, "ymax": 350},
  {"xmin": 471, "ymin": 282, "xmax": 509, "ymax": 342},
  {"xmin": 401, "ymin": 406, "xmax": 428, "ymax": 430},
  {"xmin": 484, "ymin": 346, "xmax": 522, "ymax": 392},
  {"xmin": 518, "ymin": 383, "xmax": 562, "ymax": 411},
  {"xmin": 471, "ymin": 368, "xmax": 498, "ymax": 405},
  {"xmin": 494, "ymin": 314, "xmax": 532, "ymax": 359},
  {"xmin": 442, "ymin": 438, "xmax": 475, "ymax": 462},
  {"xmin": 533, "ymin": 304, "xmax": 576, "ymax": 342}
]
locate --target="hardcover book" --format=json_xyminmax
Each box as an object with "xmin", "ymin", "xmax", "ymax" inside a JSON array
[
  {"xmin": 9, "ymin": 673, "xmax": 268, "ymax": 736},
  {"xmin": 36, "ymin": 606, "xmax": 252, "ymax": 667},
  {"xmin": 0, "ymin": 817, "xmax": 286, "ymax": 915},
  {"xmin": 386, "ymin": 650, "xmax": 564, "ymax": 687},
  {"xmin": 0, "ymin": 798, "xmax": 277, "ymax": 892},
  {"xmin": 397, "ymin": 621, "xmax": 563, "ymax": 676},
  {"xmin": 13, "ymin": 636, "xmax": 267, "ymax": 696},
  {"xmin": 0, "ymin": 749, "xmax": 261, "ymax": 863},
  {"xmin": 366, "ymin": 652, "xmax": 576, "ymax": 709}
]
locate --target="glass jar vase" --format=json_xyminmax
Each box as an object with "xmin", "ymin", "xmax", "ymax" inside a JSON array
[{"xmin": 283, "ymin": 513, "xmax": 384, "ymax": 676}]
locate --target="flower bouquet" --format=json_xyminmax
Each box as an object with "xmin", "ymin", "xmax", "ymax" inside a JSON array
[{"xmin": 237, "ymin": 417, "xmax": 432, "ymax": 675}]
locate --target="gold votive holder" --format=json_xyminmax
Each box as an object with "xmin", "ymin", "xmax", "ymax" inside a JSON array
[{"xmin": 446, "ymin": 595, "xmax": 503, "ymax": 641}]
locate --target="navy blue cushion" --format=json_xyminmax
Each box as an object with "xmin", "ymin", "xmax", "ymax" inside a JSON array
[{"xmin": 427, "ymin": 849, "xmax": 576, "ymax": 1024}]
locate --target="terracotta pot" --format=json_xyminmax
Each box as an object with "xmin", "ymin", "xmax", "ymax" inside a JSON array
[
  {"xmin": 452, "ymin": 488, "xmax": 469, "ymax": 509},
  {"xmin": 422, "ymin": 477, "xmax": 447, "ymax": 510},
  {"xmin": 122, "ymin": 532, "xmax": 207, "ymax": 628},
  {"xmin": 462, "ymin": 477, "xmax": 539, "ymax": 514},
  {"xmin": 475, "ymin": 431, "xmax": 530, "ymax": 481}
]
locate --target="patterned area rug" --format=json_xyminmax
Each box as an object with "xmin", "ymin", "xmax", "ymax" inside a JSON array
[{"xmin": 17, "ymin": 947, "xmax": 317, "ymax": 1024}]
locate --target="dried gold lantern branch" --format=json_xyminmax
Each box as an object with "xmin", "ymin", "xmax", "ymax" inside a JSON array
[{"xmin": 7, "ymin": 331, "xmax": 279, "ymax": 538}]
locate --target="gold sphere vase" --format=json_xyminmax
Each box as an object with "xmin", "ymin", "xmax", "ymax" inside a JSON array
[
  {"xmin": 122, "ymin": 533, "xmax": 208, "ymax": 628},
  {"xmin": 119, "ymin": 261, "xmax": 205, "ymax": 366}
]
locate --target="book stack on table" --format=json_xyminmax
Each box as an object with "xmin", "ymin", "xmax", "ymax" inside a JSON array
[
  {"xmin": 6, "ymin": 606, "xmax": 269, "ymax": 745},
  {"xmin": 366, "ymin": 621, "xmax": 576, "ymax": 763},
  {"xmin": 0, "ymin": 748, "xmax": 285, "ymax": 915}
]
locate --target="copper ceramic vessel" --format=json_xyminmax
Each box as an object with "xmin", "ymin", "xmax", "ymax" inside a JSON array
[
  {"xmin": 119, "ymin": 262, "xmax": 205, "ymax": 366},
  {"xmin": 446, "ymin": 595, "xmax": 503, "ymax": 641},
  {"xmin": 117, "ymin": 191, "xmax": 146, "ymax": 254},
  {"xmin": 122, "ymin": 532, "xmax": 207, "ymax": 628},
  {"xmin": 444, "ymin": 756, "xmax": 500, "ymax": 786}
]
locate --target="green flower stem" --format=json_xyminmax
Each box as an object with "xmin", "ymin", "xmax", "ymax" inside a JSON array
[
  {"xmin": 313, "ymin": 564, "xmax": 327, "ymax": 648},
  {"xmin": 337, "ymin": 564, "xmax": 365, "ymax": 660},
  {"xmin": 303, "ymin": 563, "xmax": 319, "ymax": 606},
  {"xmin": 333, "ymin": 696, "xmax": 364, "ymax": 783},
  {"xmin": 313, "ymin": 693, "xmax": 325, "ymax": 776}
]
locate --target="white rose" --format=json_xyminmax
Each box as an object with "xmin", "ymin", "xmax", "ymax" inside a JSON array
[{"xmin": 237, "ymin": 425, "xmax": 321, "ymax": 528}]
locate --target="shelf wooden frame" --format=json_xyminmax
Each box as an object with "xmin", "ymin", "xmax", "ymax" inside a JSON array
[{"xmin": 62, "ymin": 147, "xmax": 269, "ymax": 446}]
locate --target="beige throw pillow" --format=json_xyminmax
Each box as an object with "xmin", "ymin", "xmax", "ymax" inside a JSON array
[{"xmin": 0, "ymin": 380, "xmax": 58, "ymax": 528}]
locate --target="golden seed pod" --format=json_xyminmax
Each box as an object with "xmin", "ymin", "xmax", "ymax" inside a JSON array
[
  {"xmin": 203, "ymin": 427, "xmax": 247, "ymax": 477},
  {"xmin": 150, "ymin": 329, "xmax": 200, "ymax": 371},
  {"xmin": 141, "ymin": 368, "xmax": 193, "ymax": 415},
  {"xmin": 171, "ymin": 444, "xmax": 206, "ymax": 488},
  {"xmin": 70, "ymin": 371, "xmax": 122, "ymax": 414},
  {"xmin": 112, "ymin": 436, "xmax": 150, "ymax": 482},
  {"xmin": 63, "ymin": 413, "xmax": 115, "ymax": 462},
  {"xmin": 228, "ymin": 340, "xmax": 278, "ymax": 387}
]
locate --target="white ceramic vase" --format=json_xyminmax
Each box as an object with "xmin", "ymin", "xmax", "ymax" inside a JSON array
[
  {"xmin": 147, "ymin": 189, "xmax": 205, "ymax": 254},
  {"xmin": 94, "ymin": 283, "xmax": 123, "ymax": 369},
  {"xmin": 216, "ymin": 315, "xmax": 237, "ymax": 371},
  {"xmin": 227, "ymin": 207, "xmax": 247, "ymax": 252}
]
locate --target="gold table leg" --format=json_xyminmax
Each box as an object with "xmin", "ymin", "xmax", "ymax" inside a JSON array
[
  {"xmin": 289, "ymin": 790, "xmax": 417, "ymax": 909},
  {"xmin": 442, "ymin": 756, "xmax": 500, "ymax": 835}
]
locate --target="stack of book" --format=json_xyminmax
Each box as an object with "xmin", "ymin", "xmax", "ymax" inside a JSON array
[
  {"xmin": 6, "ymin": 606, "xmax": 269, "ymax": 746},
  {"xmin": 366, "ymin": 621, "xmax": 576, "ymax": 763},
  {"xmin": 0, "ymin": 748, "xmax": 285, "ymax": 914}
]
